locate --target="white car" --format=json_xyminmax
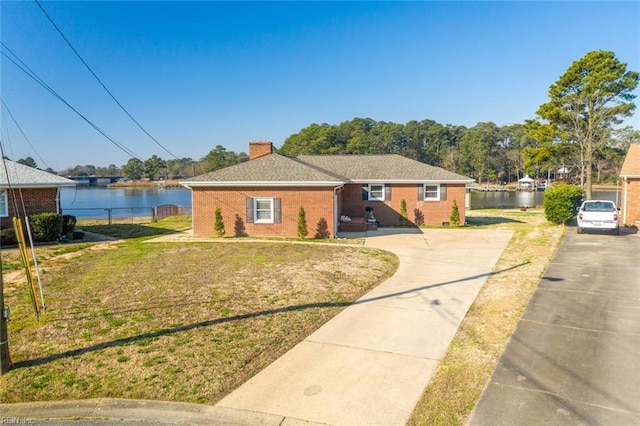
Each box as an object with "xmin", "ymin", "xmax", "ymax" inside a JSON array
[{"xmin": 576, "ymin": 200, "xmax": 620, "ymax": 235}]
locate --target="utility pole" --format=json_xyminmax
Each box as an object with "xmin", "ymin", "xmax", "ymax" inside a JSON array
[{"xmin": 0, "ymin": 250, "xmax": 10, "ymax": 374}]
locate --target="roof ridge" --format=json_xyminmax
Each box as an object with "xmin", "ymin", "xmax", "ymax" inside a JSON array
[{"xmin": 292, "ymin": 156, "xmax": 348, "ymax": 180}]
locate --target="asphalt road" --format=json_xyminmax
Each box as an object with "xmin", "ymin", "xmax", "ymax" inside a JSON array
[{"xmin": 469, "ymin": 224, "xmax": 640, "ymax": 425}]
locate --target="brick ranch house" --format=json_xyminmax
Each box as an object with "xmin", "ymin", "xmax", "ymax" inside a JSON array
[
  {"xmin": 619, "ymin": 143, "xmax": 640, "ymax": 227},
  {"xmin": 182, "ymin": 142, "xmax": 473, "ymax": 238},
  {"xmin": 0, "ymin": 159, "xmax": 76, "ymax": 231}
]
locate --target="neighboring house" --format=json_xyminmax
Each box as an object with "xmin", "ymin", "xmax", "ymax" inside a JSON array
[
  {"xmin": 182, "ymin": 141, "xmax": 473, "ymax": 238},
  {"xmin": 0, "ymin": 159, "xmax": 76, "ymax": 230},
  {"xmin": 619, "ymin": 143, "xmax": 640, "ymax": 227}
]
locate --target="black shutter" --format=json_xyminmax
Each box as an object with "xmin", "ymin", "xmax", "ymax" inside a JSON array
[
  {"xmin": 246, "ymin": 198, "xmax": 254, "ymax": 223},
  {"xmin": 417, "ymin": 184, "xmax": 424, "ymax": 201},
  {"xmin": 362, "ymin": 184, "xmax": 368, "ymax": 200},
  {"xmin": 385, "ymin": 185, "xmax": 391, "ymax": 200},
  {"xmin": 440, "ymin": 184, "xmax": 447, "ymax": 201},
  {"xmin": 274, "ymin": 198, "xmax": 281, "ymax": 223}
]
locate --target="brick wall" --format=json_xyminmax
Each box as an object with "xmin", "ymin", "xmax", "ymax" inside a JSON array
[
  {"xmin": 192, "ymin": 186, "xmax": 336, "ymax": 238},
  {"xmin": 621, "ymin": 178, "xmax": 640, "ymax": 226},
  {"xmin": 191, "ymin": 182, "xmax": 468, "ymax": 238},
  {"xmin": 340, "ymin": 183, "xmax": 466, "ymax": 226},
  {"xmin": 1, "ymin": 188, "xmax": 60, "ymax": 230}
]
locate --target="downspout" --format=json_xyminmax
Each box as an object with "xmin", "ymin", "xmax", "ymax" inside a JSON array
[
  {"xmin": 333, "ymin": 184, "xmax": 344, "ymax": 239},
  {"xmin": 622, "ymin": 177, "xmax": 628, "ymax": 226},
  {"xmin": 181, "ymin": 183, "xmax": 195, "ymax": 231},
  {"xmin": 56, "ymin": 187, "xmax": 61, "ymax": 214}
]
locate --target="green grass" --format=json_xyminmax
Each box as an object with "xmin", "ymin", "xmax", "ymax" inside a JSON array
[
  {"xmin": 0, "ymin": 216, "xmax": 398, "ymax": 405},
  {"xmin": 77, "ymin": 215, "xmax": 192, "ymax": 240}
]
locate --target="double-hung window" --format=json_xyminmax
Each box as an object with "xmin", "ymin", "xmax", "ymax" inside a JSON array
[
  {"xmin": 254, "ymin": 198, "xmax": 274, "ymax": 223},
  {"xmin": 424, "ymin": 184, "xmax": 440, "ymax": 201},
  {"xmin": 0, "ymin": 190, "xmax": 7, "ymax": 217},
  {"xmin": 246, "ymin": 197, "xmax": 281, "ymax": 224},
  {"xmin": 368, "ymin": 184, "xmax": 385, "ymax": 201}
]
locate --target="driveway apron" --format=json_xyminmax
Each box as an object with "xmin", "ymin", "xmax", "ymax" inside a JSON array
[
  {"xmin": 218, "ymin": 228, "xmax": 513, "ymax": 425},
  {"xmin": 469, "ymin": 229, "xmax": 640, "ymax": 425}
]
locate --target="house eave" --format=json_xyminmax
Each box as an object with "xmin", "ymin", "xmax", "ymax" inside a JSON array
[
  {"xmin": 347, "ymin": 179, "xmax": 475, "ymax": 184},
  {"xmin": 0, "ymin": 183, "xmax": 77, "ymax": 189},
  {"xmin": 181, "ymin": 180, "xmax": 345, "ymax": 188}
]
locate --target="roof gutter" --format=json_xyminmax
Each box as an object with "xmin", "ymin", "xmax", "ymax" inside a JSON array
[
  {"xmin": 181, "ymin": 180, "xmax": 345, "ymax": 188},
  {"xmin": 0, "ymin": 183, "xmax": 77, "ymax": 189},
  {"xmin": 347, "ymin": 179, "xmax": 475, "ymax": 184}
]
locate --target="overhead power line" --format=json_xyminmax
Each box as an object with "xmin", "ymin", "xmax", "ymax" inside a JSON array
[
  {"xmin": 35, "ymin": 0, "xmax": 180, "ymax": 161},
  {"xmin": 1, "ymin": 98, "xmax": 51, "ymax": 170},
  {"xmin": 1, "ymin": 43, "xmax": 140, "ymax": 159}
]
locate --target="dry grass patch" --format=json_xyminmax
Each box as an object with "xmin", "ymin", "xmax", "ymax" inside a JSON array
[
  {"xmin": 408, "ymin": 209, "xmax": 565, "ymax": 425},
  {"xmin": 0, "ymin": 225, "xmax": 397, "ymax": 405}
]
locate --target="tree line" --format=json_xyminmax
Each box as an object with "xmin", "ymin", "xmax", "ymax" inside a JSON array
[
  {"xmin": 15, "ymin": 145, "xmax": 249, "ymax": 181},
  {"xmin": 14, "ymin": 51, "xmax": 638, "ymax": 198},
  {"xmin": 279, "ymin": 51, "xmax": 639, "ymax": 197}
]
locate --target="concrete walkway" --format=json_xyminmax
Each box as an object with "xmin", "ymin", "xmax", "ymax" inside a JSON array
[{"xmin": 1, "ymin": 227, "xmax": 513, "ymax": 425}]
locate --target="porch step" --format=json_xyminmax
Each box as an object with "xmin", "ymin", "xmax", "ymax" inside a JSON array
[{"xmin": 338, "ymin": 217, "xmax": 378, "ymax": 232}]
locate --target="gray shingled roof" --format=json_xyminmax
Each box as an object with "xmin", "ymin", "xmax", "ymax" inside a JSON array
[
  {"xmin": 298, "ymin": 154, "xmax": 472, "ymax": 182},
  {"xmin": 186, "ymin": 154, "xmax": 343, "ymax": 185},
  {"xmin": 0, "ymin": 160, "xmax": 76, "ymax": 188},
  {"xmin": 185, "ymin": 153, "xmax": 472, "ymax": 186}
]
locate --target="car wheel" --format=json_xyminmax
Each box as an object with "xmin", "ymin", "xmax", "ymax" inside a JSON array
[{"xmin": 614, "ymin": 227, "xmax": 620, "ymax": 235}]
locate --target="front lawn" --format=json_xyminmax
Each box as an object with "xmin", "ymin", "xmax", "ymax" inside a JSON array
[{"xmin": 0, "ymin": 218, "xmax": 397, "ymax": 404}]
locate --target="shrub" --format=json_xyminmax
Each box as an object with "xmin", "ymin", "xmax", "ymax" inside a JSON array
[
  {"xmin": 543, "ymin": 184, "xmax": 584, "ymax": 224},
  {"xmin": 297, "ymin": 206, "xmax": 308, "ymax": 238},
  {"xmin": 214, "ymin": 207, "xmax": 225, "ymax": 237},
  {"xmin": 0, "ymin": 228, "xmax": 17, "ymax": 245},
  {"xmin": 450, "ymin": 199, "xmax": 461, "ymax": 226},
  {"xmin": 399, "ymin": 199, "xmax": 408, "ymax": 224},
  {"xmin": 28, "ymin": 212, "xmax": 63, "ymax": 242}
]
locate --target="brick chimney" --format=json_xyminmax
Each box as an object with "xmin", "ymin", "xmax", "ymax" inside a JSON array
[{"xmin": 249, "ymin": 141, "xmax": 273, "ymax": 160}]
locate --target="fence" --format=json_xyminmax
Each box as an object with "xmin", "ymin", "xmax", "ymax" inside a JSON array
[{"xmin": 62, "ymin": 205, "xmax": 191, "ymax": 225}]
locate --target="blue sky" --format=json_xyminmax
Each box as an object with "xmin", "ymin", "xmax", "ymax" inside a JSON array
[{"xmin": 1, "ymin": 1, "xmax": 639, "ymax": 171}]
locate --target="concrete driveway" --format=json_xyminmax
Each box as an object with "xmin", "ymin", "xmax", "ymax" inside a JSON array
[
  {"xmin": 469, "ymin": 227, "xmax": 640, "ymax": 425},
  {"xmin": 217, "ymin": 227, "xmax": 513, "ymax": 425},
  {"xmin": 1, "ymin": 227, "xmax": 513, "ymax": 425}
]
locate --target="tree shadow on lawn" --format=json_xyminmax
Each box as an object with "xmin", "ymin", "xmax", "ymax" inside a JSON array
[
  {"xmin": 12, "ymin": 261, "xmax": 529, "ymax": 369},
  {"xmin": 466, "ymin": 216, "xmax": 524, "ymax": 226}
]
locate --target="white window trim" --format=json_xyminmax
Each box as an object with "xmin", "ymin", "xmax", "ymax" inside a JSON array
[
  {"xmin": 0, "ymin": 189, "xmax": 7, "ymax": 217},
  {"xmin": 368, "ymin": 184, "xmax": 385, "ymax": 201},
  {"xmin": 254, "ymin": 198, "xmax": 274, "ymax": 223},
  {"xmin": 424, "ymin": 184, "xmax": 440, "ymax": 201}
]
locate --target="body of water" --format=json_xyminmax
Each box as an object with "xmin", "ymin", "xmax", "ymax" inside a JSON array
[
  {"xmin": 469, "ymin": 189, "xmax": 619, "ymax": 209},
  {"xmin": 60, "ymin": 186, "xmax": 620, "ymax": 219},
  {"xmin": 61, "ymin": 186, "xmax": 192, "ymax": 219}
]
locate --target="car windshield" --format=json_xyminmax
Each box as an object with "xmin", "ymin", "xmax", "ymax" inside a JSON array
[{"xmin": 583, "ymin": 201, "xmax": 615, "ymax": 212}]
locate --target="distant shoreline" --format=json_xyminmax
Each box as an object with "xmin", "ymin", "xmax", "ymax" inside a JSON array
[{"xmin": 107, "ymin": 179, "xmax": 184, "ymax": 188}]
